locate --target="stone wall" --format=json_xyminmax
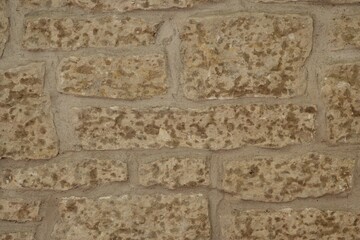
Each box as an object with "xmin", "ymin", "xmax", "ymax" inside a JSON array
[{"xmin": 0, "ymin": 0, "xmax": 360, "ymax": 239}]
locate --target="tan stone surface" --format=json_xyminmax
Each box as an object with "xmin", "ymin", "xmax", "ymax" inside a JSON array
[
  {"xmin": 222, "ymin": 153, "xmax": 355, "ymax": 202},
  {"xmin": 0, "ymin": 199, "xmax": 41, "ymax": 222},
  {"xmin": 257, "ymin": 0, "xmax": 360, "ymax": 3},
  {"xmin": 0, "ymin": 63, "xmax": 58, "ymax": 160},
  {"xmin": 0, "ymin": 233, "xmax": 34, "ymax": 240},
  {"xmin": 51, "ymin": 194, "xmax": 210, "ymax": 240},
  {"xmin": 321, "ymin": 63, "xmax": 360, "ymax": 143},
  {"xmin": 20, "ymin": 0, "xmax": 207, "ymax": 11},
  {"xmin": 58, "ymin": 54, "xmax": 167, "ymax": 99},
  {"xmin": 74, "ymin": 104, "xmax": 316, "ymax": 150},
  {"xmin": 180, "ymin": 13, "xmax": 312, "ymax": 99},
  {"xmin": 331, "ymin": 16, "xmax": 360, "ymax": 50},
  {"xmin": 23, "ymin": 16, "xmax": 162, "ymax": 51},
  {"xmin": 139, "ymin": 157, "xmax": 210, "ymax": 189},
  {"xmin": 0, "ymin": 0, "xmax": 8, "ymax": 56},
  {"xmin": 221, "ymin": 208, "xmax": 360, "ymax": 239},
  {"xmin": 0, "ymin": 159, "xmax": 127, "ymax": 191}
]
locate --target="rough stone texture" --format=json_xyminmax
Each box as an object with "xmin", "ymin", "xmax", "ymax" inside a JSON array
[
  {"xmin": 0, "ymin": 233, "xmax": 34, "ymax": 240},
  {"xmin": 256, "ymin": 0, "xmax": 360, "ymax": 3},
  {"xmin": 20, "ymin": 0, "xmax": 208, "ymax": 11},
  {"xmin": 321, "ymin": 63, "xmax": 360, "ymax": 143},
  {"xmin": 0, "ymin": 63, "xmax": 58, "ymax": 160},
  {"xmin": 180, "ymin": 13, "xmax": 312, "ymax": 99},
  {"xmin": 58, "ymin": 54, "xmax": 167, "ymax": 99},
  {"xmin": 0, "ymin": 159, "xmax": 127, "ymax": 191},
  {"xmin": 0, "ymin": 0, "xmax": 8, "ymax": 56},
  {"xmin": 74, "ymin": 104, "xmax": 316, "ymax": 150},
  {"xmin": 222, "ymin": 153, "xmax": 355, "ymax": 202},
  {"xmin": 221, "ymin": 208, "xmax": 360, "ymax": 239},
  {"xmin": 51, "ymin": 194, "xmax": 210, "ymax": 240},
  {"xmin": 0, "ymin": 199, "xmax": 41, "ymax": 222},
  {"xmin": 331, "ymin": 16, "xmax": 360, "ymax": 50},
  {"xmin": 139, "ymin": 157, "xmax": 210, "ymax": 189},
  {"xmin": 23, "ymin": 16, "xmax": 162, "ymax": 51}
]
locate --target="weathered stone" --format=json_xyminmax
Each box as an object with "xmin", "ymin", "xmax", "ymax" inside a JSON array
[
  {"xmin": 51, "ymin": 194, "xmax": 210, "ymax": 240},
  {"xmin": 58, "ymin": 54, "xmax": 167, "ymax": 99},
  {"xmin": 0, "ymin": 199, "xmax": 40, "ymax": 222},
  {"xmin": 0, "ymin": 233, "xmax": 34, "ymax": 240},
  {"xmin": 23, "ymin": 16, "xmax": 162, "ymax": 51},
  {"xmin": 0, "ymin": 63, "xmax": 58, "ymax": 160},
  {"xmin": 321, "ymin": 63, "xmax": 360, "ymax": 143},
  {"xmin": 139, "ymin": 157, "xmax": 210, "ymax": 189},
  {"xmin": 20, "ymin": 0, "xmax": 208, "ymax": 11},
  {"xmin": 0, "ymin": 159, "xmax": 127, "ymax": 191},
  {"xmin": 222, "ymin": 153, "xmax": 355, "ymax": 202},
  {"xmin": 255, "ymin": 0, "xmax": 360, "ymax": 3},
  {"xmin": 74, "ymin": 104, "xmax": 316, "ymax": 150},
  {"xmin": 331, "ymin": 16, "xmax": 360, "ymax": 50},
  {"xmin": 180, "ymin": 13, "xmax": 312, "ymax": 99},
  {"xmin": 221, "ymin": 208, "xmax": 360, "ymax": 239},
  {"xmin": 0, "ymin": 0, "xmax": 8, "ymax": 56}
]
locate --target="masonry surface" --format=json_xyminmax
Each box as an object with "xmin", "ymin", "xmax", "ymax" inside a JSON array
[{"xmin": 0, "ymin": 0, "xmax": 360, "ymax": 239}]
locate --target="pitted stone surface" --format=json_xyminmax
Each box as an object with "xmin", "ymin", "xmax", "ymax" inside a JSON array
[
  {"xmin": 0, "ymin": 63, "xmax": 58, "ymax": 160},
  {"xmin": 0, "ymin": 199, "xmax": 41, "ymax": 222},
  {"xmin": 331, "ymin": 16, "xmax": 360, "ymax": 50},
  {"xmin": 51, "ymin": 194, "xmax": 210, "ymax": 240},
  {"xmin": 74, "ymin": 104, "xmax": 316, "ymax": 150},
  {"xmin": 221, "ymin": 208, "xmax": 360, "ymax": 239},
  {"xmin": 321, "ymin": 63, "xmax": 360, "ymax": 143},
  {"xmin": 23, "ymin": 16, "xmax": 162, "ymax": 51},
  {"xmin": 0, "ymin": 233, "xmax": 33, "ymax": 240},
  {"xmin": 20, "ymin": 0, "xmax": 208, "ymax": 11},
  {"xmin": 222, "ymin": 153, "xmax": 355, "ymax": 202},
  {"xmin": 0, "ymin": 0, "xmax": 8, "ymax": 56},
  {"xmin": 256, "ymin": 0, "xmax": 360, "ymax": 3},
  {"xmin": 0, "ymin": 159, "xmax": 127, "ymax": 191},
  {"xmin": 180, "ymin": 13, "xmax": 312, "ymax": 99},
  {"xmin": 139, "ymin": 157, "xmax": 210, "ymax": 189},
  {"xmin": 0, "ymin": 233, "xmax": 34, "ymax": 240},
  {"xmin": 58, "ymin": 54, "xmax": 167, "ymax": 99}
]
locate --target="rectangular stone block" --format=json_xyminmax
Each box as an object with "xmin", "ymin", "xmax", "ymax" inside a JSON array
[
  {"xmin": 20, "ymin": 0, "xmax": 208, "ymax": 11},
  {"xmin": 221, "ymin": 208, "xmax": 360, "ymax": 239},
  {"xmin": 0, "ymin": 233, "xmax": 34, "ymax": 240},
  {"xmin": 74, "ymin": 104, "xmax": 316, "ymax": 150},
  {"xmin": 0, "ymin": 199, "xmax": 40, "ymax": 222},
  {"xmin": 0, "ymin": 158, "xmax": 127, "ymax": 191},
  {"xmin": 51, "ymin": 194, "xmax": 210, "ymax": 240},
  {"xmin": 0, "ymin": 0, "xmax": 8, "ymax": 56},
  {"xmin": 57, "ymin": 54, "xmax": 167, "ymax": 99},
  {"xmin": 222, "ymin": 153, "xmax": 355, "ymax": 202},
  {"xmin": 139, "ymin": 157, "xmax": 210, "ymax": 189},
  {"xmin": 321, "ymin": 63, "xmax": 360, "ymax": 143},
  {"xmin": 23, "ymin": 16, "xmax": 162, "ymax": 51},
  {"xmin": 331, "ymin": 16, "xmax": 360, "ymax": 50},
  {"xmin": 0, "ymin": 63, "xmax": 58, "ymax": 160},
  {"xmin": 180, "ymin": 13, "xmax": 312, "ymax": 99}
]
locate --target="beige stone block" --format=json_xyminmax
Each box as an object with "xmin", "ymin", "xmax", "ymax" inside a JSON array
[
  {"xmin": 0, "ymin": 199, "xmax": 41, "ymax": 222},
  {"xmin": 221, "ymin": 208, "xmax": 360, "ymax": 239},
  {"xmin": 23, "ymin": 16, "xmax": 162, "ymax": 51},
  {"xmin": 222, "ymin": 153, "xmax": 355, "ymax": 202},
  {"xmin": 331, "ymin": 16, "xmax": 360, "ymax": 50},
  {"xmin": 321, "ymin": 62, "xmax": 360, "ymax": 143},
  {"xmin": 58, "ymin": 54, "xmax": 167, "ymax": 99},
  {"xmin": 0, "ymin": 159, "xmax": 127, "ymax": 190},
  {"xmin": 51, "ymin": 194, "xmax": 210, "ymax": 240},
  {"xmin": 180, "ymin": 13, "xmax": 312, "ymax": 99},
  {"xmin": 74, "ymin": 104, "xmax": 316, "ymax": 150},
  {"xmin": 0, "ymin": 63, "xmax": 58, "ymax": 160},
  {"xmin": 139, "ymin": 157, "xmax": 210, "ymax": 189}
]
